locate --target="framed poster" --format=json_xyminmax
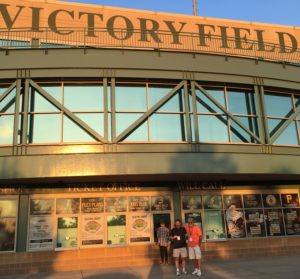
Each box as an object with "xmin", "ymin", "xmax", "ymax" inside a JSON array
[
  {"xmin": 107, "ymin": 215, "xmax": 126, "ymax": 245},
  {"xmin": 0, "ymin": 199, "xmax": 17, "ymax": 217},
  {"xmin": 57, "ymin": 217, "xmax": 78, "ymax": 248},
  {"xmin": 262, "ymin": 194, "xmax": 281, "ymax": 208},
  {"xmin": 105, "ymin": 197, "xmax": 127, "ymax": 213},
  {"xmin": 129, "ymin": 214, "xmax": 151, "ymax": 243},
  {"xmin": 30, "ymin": 199, "xmax": 54, "ymax": 215},
  {"xmin": 151, "ymin": 196, "xmax": 172, "ymax": 211},
  {"xmin": 281, "ymin": 194, "xmax": 299, "ymax": 208},
  {"xmin": 128, "ymin": 197, "xmax": 150, "ymax": 212},
  {"xmin": 203, "ymin": 195, "xmax": 223, "ymax": 210},
  {"xmin": 225, "ymin": 207, "xmax": 245, "ymax": 238},
  {"xmin": 81, "ymin": 215, "xmax": 105, "ymax": 246},
  {"xmin": 243, "ymin": 194, "xmax": 262, "ymax": 208},
  {"xmin": 265, "ymin": 209, "xmax": 285, "ymax": 236},
  {"xmin": 0, "ymin": 218, "xmax": 16, "ymax": 252},
  {"xmin": 245, "ymin": 209, "xmax": 266, "ymax": 237},
  {"xmin": 223, "ymin": 195, "xmax": 243, "ymax": 209},
  {"xmin": 283, "ymin": 208, "xmax": 300, "ymax": 235},
  {"xmin": 182, "ymin": 196, "xmax": 202, "ymax": 210},
  {"xmin": 28, "ymin": 216, "xmax": 54, "ymax": 250},
  {"xmin": 56, "ymin": 198, "xmax": 80, "ymax": 214},
  {"xmin": 81, "ymin": 197, "xmax": 104, "ymax": 213},
  {"xmin": 204, "ymin": 211, "xmax": 225, "ymax": 240}
]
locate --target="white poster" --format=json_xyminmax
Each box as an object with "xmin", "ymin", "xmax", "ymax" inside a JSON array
[
  {"xmin": 28, "ymin": 216, "xmax": 54, "ymax": 250},
  {"xmin": 81, "ymin": 215, "xmax": 105, "ymax": 246},
  {"xmin": 129, "ymin": 214, "xmax": 151, "ymax": 243}
]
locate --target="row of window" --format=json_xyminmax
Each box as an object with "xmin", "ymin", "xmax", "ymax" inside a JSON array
[{"xmin": 1, "ymin": 81, "xmax": 300, "ymax": 145}]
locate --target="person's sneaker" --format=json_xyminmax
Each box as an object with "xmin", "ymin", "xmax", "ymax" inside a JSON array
[
  {"xmin": 182, "ymin": 269, "xmax": 187, "ymax": 275},
  {"xmin": 176, "ymin": 269, "xmax": 180, "ymax": 276},
  {"xmin": 197, "ymin": 270, "xmax": 202, "ymax": 277},
  {"xmin": 192, "ymin": 269, "xmax": 198, "ymax": 275}
]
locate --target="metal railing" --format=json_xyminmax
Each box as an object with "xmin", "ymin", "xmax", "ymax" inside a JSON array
[{"xmin": 0, "ymin": 27, "xmax": 300, "ymax": 64}]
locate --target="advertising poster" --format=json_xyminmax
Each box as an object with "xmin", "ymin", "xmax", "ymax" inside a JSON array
[
  {"xmin": 225, "ymin": 207, "xmax": 245, "ymax": 238},
  {"xmin": 184, "ymin": 212, "xmax": 202, "ymax": 230},
  {"xmin": 151, "ymin": 196, "xmax": 172, "ymax": 211},
  {"xmin": 81, "ymin": 197, "xmax": 104, "ymax": 213},
  {"xmin": 243, "ymin": 194, "xmax": 262, "ymax": 208},
  {"xmin": 81, "ymin": 215, "xmax": 104, "ymax": 245},
  {"xmin": 182, "ymin": 196, "xmax": 202, "ymax": 210},
  {"xmin": 223, "ymin": 195, "xmax": 243, "ymax": 209},
  {"xmin": 105, "ymin": 197, "xmax": 127, "ymax": 213},
  {"xmin": 245, "ymin": 209, "xmax": 266, "ymax": 237},
  {"xmin": 204, "ymin": 211, "xmax": 225, "ymax": 240},
  {"xmin": 107, "ymin": 215, "xmax": 126, "ymax": 245},
  {"xmin": 281, "ymin": 194, "xmax": 300, "ymax": 208},
  {"xmin": 203, "ymin": 195, "xmax": 223, "ymax": 210},
  {"xmin": 262, "ymin": 194, "xmax": 281, "ymax": 208},
  {"xmin": 30, "ymin": 199, "xmax": 54, "ymax": 215},
  {"xmin": 129, "ymin": 214, "xmax": 151, "ymax": 243},
  {"xmin": 0, "ymin": 199, "xmax": 17, "ymax": 217},
  {"xmin": 57, "ymin": 217, "xmax": 78, "ymax": 248},
  {"xmin": 0, "ymin": 217, "xmax": 16, "ymax": 252},
  {"xmin": 283, "ymin": 208, "xmax": 300, "ymax": 235},
  {"xmin": 56, "ymin": 198, "xmax": 80, "ymax": 214},
  {"xmin": 265, "ymin": 209, "xmax": 284, "ymax": 236},
  {"xmin": 128, "ymin": 197, "xmax": 150, "ymax": 212},
  {"xmin": 28, "ymin": 216, "xmax": 54, "ymax": 250}
]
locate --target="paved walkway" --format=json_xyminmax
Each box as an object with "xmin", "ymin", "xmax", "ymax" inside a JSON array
[{"xmin": 1, "ymin": 255, "xmax": 299, "ymax": 279}]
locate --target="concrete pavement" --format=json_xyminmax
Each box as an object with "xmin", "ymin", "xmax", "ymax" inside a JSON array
[{"xmin": 1, "ymin": 255, "xmax": 299, "ymax": 278}]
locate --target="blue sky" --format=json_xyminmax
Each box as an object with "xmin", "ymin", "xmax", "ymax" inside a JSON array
[{"xmin": 61, "ymin": 0, "xmax": 300, "ymax": 26}]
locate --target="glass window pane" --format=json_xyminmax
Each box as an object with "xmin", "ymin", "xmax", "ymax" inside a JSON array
[
  {"xmin": 245, "ymin": 209, "xmax": 266, "ymax": 237},
  {"xmin": 204, "ymin": 211, "xmax": 226, "ymax": 240},
  {"xmin": 123, "ymin": 121, "xmax": 148, "ymax": 142},
  {"xmin": 57, "ymin": 217, "xmax": 78, "ymax": 248},
  {"xmin": 243, "ymin": 194, "xmax": 262, "ymax": 208},
  {"xmin": 198, "ymin": 115, "xmax": 229, "ymax": 142},
  {"xmin": 227, "ymin": 90, "xmax": 256, "ymax": 115},
  {"xmin": 265, "ymin": 209, "xmax": 285, "ymax": 236},
  {"xmin": 0, "ymin": 89, "xmax": 16, "ymax": 113},
  {"xmin": 150, "ymin": 114, "xmax": 185, "ymax": 141},
  {"xmin": 265, "ymin": 93, "xmax": 293, "ymax": 117},
  {"xmin": 40, "ymin": 85, "xmax": 62, "ymax": 103},
  {"xmin": 75, "ymin": 113, "xmax": 104, "ymax": 136},
  {"xmin": 203, "ymin": 195, "xmax": 223, "ymax": 210},
  {"xmin": 0, "ymin": 218, "xmax": 16, "ymax": 251},
  {"xmin": 30, "ymin": 114, "xmax": 61, "ymax": 143},
  {"xmin": 223, "ymin": 195, "xmax": 243, "ymax": 209},
  {"xmin": 262, "ymin": 194, "xmax": 281, "ymax": 208},
  {"xmin": 283, "ymin": 208, "xmax": 300, "ymax": 235},
  {"xmin": 148, "ymin": 85, "xmax": 171, "ymax": 109},
  {"xmin": 225, "ymin": 208, "xmax": 245, "ymax": 238},
  {"xmin": 182, "ymin": 196, "xmax": 202, "ymax": 210},
  {"xmin": 153, "ymin": 90, "xmax": 184, "ymax": 113},
  {"xmin": 115, "ymin": 85, "xmax": 146, "ymax": 111},
  {"xmin": 0, "ymin": 115, "xmax": 14, "ymax": 144},
  {"xmin": 63, "ymin": 116, "xmax": 96, "ymax": 143},
  {"xmin": 196, "ymin": 89, "xmax": 225, "ymax": 113},
  {"xmin": 281, "ymin": 194, "xmax": 300, "ymax": 207},
  {"xmin": 116, "ymin": 113, "xmax": 144, "ymax": 136},
  {"xmin": 105, "ymin": 197, "xmax": 127, "ymax": 213},
  {"xmin": 295, "ymin": 96, "xmax": 300, "ymax": 111},
  {"xmin": 64, "ymin": 85, "xmax": 103, "ymax": 111},
  {"xmin": 230, "ymin": 117, "xmax": 259, "ymax": 143},
  {"xmin": 107, "ymin": 215, "xmax": 126, "ymax": 245},
  {"xmin": 30, "ymin": 90, "xmax": 59, "ymax": 112},
  {"xmin": 268, "ymin": 120, "xmax": 298, "ymax": 145}
]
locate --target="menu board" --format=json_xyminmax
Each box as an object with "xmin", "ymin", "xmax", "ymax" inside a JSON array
[
  {"xmin": 57, "ymin": 217, "xmax": 78, "ymax": 248},
  {"xmin": 151, "ymin": 196, "xmax": 172, "ymax": 211},
  {"xmin": 30, "ymin": 199, "xmax": 54, "ymax": 215},
  {"xmin": 223, "ymin": 195, "xmax": 243, "ymax": 209},
  {"xmin": 107, "ymin": 215, "xmax": 126, "ymax": 245},
  {"xmin": 81, "ymin": 198, "xmax": 104, "ymax": 213},
  {"xmin": 81, "ymin": 215, "xmax": 105, "ymax": 245},
  {"xmin": 283, "ymin": 208, "xmax": 300, "ymax": 235},
  {"xmin": 245, "ymin": 209, "xmax": 265, "ymax": 237},
  {"xmin": 129, "ymin": 214, "xmax": 151, "ymax": 243},
  {"xmin": 265, "ymin": 209, "xmax": 284, "ymax": 236},
  {"xmin": 182, "ymin": 196, "xmax": 202, "ymax": 210},
  {"xmin": 128, "ymin": 197, "xmax": 150, "ymax": 212},
  {"xmin": 0, "ymin": 217, "xmax": 16, "ymax": 252},
  {"xmin": 28, "ymin": 216, "xmax": 54, "ymax": 250},
  {"xmin": 243, "ymin": 194, "xmax": 262, "ymax": 208},
  {"xmin": 262, "ymin": 194, "xmax": 281, "ymax": 208},
  {"xmin": 56, "ymin": 198, "xmax": 80, "ymax": 214},
  {"xmin": 105, "ymin": 197, "xmax": 127, "ymax": 213},
  {"xmin": 281, "ymin": 194, "xmax": 300, "ymax": 208},
  {"xmin": 204, "ymin": 211, "xmax": 225, "ymax": 240},
  {"xmin": 203, "ymin": 195, "xmax": 223, "ymax": 210}
]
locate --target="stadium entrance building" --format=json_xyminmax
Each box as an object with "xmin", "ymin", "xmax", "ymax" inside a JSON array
[{"xmin": 1, "ymin": 0, "xmax": 300, "ymax": 274}]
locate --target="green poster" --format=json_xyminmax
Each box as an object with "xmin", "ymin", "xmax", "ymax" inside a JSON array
[
  {"xmin": 57, "ymin": 217, "xmax": 78, "ymax": 248},
  {"xmin": 204, "ymin": 211, "xmax": 226, "ymax": 240},
  {"xmin": 107, "ymin": 215, "xmax": 126, "ymax": 245}
]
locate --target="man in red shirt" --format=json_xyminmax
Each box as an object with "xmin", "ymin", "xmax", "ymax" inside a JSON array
[{"xmin": 185, "ymin": 217, "xmax": 202, "ymax": 277}]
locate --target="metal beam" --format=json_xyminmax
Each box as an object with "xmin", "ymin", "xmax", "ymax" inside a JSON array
[
  {"xmin": 103, "ymin": 78, "xmax": 108, "ymax": 140},
  {"xmin": 194, "ymin": 82, "xmax": 262, "ymax": 143},
  {"xmin": 111, "ymin": 78, "xmax": 116, "ymax": 143},
  {"xmin": 13, "ymin": 79, "xmax": 21, "ymax": 146},
  {"xmin": 254, "ymin": 85, "xmax": 266, "ymax": 144},
  {"xmin": 258, "ymin": 85, "xmax": 270, "ymax": 144},
  {"xmin": 183, "ymin": 80, "xmax": 192, "ymax": 142},
  {"xmin": 116, "ymin": 81, "xmax": 185, "ymax": 142},
  {"xmin": 21, "ymin": 79, "xmax": 30, "ymax": 145},
  {"xmin": 0, "ymin": 81, "xmax": 17, "ymax": 103},
  {"xmin": 191, "ymin": 81, "xmax": 199, "ymax": 142},
  {"xmin": 29, "ymin": 80, "xmax": 107, "ymax": 143}
]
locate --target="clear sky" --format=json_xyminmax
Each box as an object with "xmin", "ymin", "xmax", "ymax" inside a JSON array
[{"xmin": 61, "ymin": 0, "xmax": 300, "ymax": 27}]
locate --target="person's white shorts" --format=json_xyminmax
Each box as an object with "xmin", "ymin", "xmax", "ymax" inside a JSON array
[
  {"xmin": 173, "ymin": 247, "xmax": 187, "ymax": 258},
  {"xmin": 188, "ymin": 245, "xmax": 202, "ymax": 260}
]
